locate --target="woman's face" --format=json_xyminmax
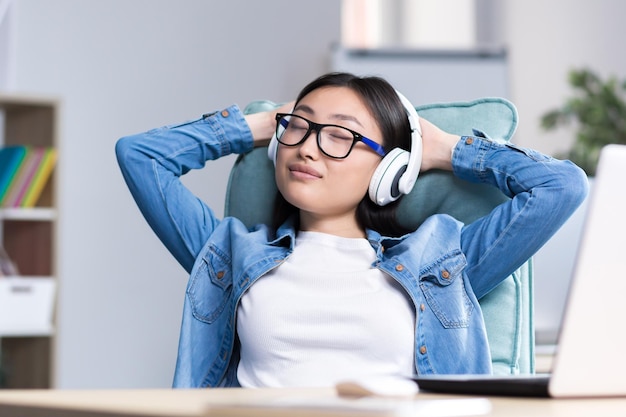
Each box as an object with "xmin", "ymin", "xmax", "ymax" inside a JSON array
[{"xmin": 274, "ymin": 86, "xmax": 384, "ymax": 229}]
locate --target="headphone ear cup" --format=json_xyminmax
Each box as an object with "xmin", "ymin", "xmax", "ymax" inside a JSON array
[
  {"xmin": 368, "ymin": 148, "xmax": 410, "ymax": 206},
  {"xmin": 268, "ymin": 110, "xmax": 292, "ymax": 166}
]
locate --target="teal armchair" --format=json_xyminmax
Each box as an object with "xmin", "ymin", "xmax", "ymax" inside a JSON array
[{"xmin": 225, "ymin": 98, "xmax": 534, "ymax": 375}]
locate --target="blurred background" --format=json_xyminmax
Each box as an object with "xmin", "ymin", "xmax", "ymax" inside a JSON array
[{"xmin": 0, "ymin": 0, "xmax": 624, "ymax": 388}]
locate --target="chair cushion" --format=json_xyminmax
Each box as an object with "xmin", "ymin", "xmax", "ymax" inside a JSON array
[
  {"xmin": 225, "ymin": 97, "xmax": 533, "ymax": 375},
  {"xmin": 397, "ymin": 98, "xmax": 518, "ymax": 229}
]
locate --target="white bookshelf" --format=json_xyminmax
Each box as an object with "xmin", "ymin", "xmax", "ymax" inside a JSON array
[
  {"xmin": 0, "ymin": 207, "xmax": 56, "ymax": 221},
  {"xmin": 0, "ymin": 94, "xmax": 58, "ymax": 388}
]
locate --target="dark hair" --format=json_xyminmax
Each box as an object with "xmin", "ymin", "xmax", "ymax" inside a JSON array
[{"xmin": 272, "ymin": 72, "xmax": 413, "ymax": 237}]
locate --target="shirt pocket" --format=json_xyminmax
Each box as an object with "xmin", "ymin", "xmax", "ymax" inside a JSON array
[
  {"xmin": 419, "ymin": 250, "xmax": 473, "ymax": 329},
  {"xmin": 187, "ymin": 245, "xmax": 233, "ymax": 324}
]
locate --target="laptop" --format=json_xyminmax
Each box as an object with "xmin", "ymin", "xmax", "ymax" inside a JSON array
[{"xmin": 414, "ymin": 144, "xmax": 626, "ymax": 398}]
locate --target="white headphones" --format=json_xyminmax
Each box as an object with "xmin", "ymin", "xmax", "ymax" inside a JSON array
[{"xmin": 267, "ymin": 90, "xmax": 422, "ymax": 206}]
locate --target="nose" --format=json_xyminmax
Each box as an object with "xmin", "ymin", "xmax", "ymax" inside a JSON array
[{"xmin": 297, "ymin": 129, "xmax": 320, "ymax": 159}]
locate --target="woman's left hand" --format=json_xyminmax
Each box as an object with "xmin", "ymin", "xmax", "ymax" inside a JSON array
[{"xmin": 418, "ymin": 117, "xmax": 460, "ymax": 172}]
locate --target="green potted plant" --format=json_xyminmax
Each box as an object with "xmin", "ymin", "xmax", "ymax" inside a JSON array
[{"xmin": 540, "ymin": 68, "xmax": 626, "ymax": 175}]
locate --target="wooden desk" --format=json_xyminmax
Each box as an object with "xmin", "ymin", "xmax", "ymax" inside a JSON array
[{"xmin": 1, "ymin": 387, "xmax": 626, "ymax": 417}]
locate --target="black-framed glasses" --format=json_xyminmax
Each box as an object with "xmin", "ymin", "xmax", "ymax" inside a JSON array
[{"xmin": 274, "ymin": 113, "xmax": 386, "ymax": 159}]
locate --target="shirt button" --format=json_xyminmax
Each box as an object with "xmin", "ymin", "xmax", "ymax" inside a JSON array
[
  {"xmin": 441, "ymin": 270, "xmax": 450, "ymax": 279},
  {"xmin": 221, "ymin": 110, "xmax": 230, "ymax": 118},
  {"xmin": 420, "ymin": 304, "xmax": 425, "ymax": 312},
  {"xmin": 395, "ymin": 264, "xmax": 404, "ymax": 272},
  {"xmin": 465, "ymin": 137, "xmax": 474, "ymax": 145},
  {"xmin": 216, "ymin": 271, "xmax": 225, "ymax": 280},
  {"xmin": 420, "ymin": 346, "xmax": 427, "ymax": 354}
]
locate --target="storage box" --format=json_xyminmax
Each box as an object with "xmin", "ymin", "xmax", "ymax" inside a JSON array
[{"xmin": 0, "ymin": 277, "xmax": 56, "ymax": 336}]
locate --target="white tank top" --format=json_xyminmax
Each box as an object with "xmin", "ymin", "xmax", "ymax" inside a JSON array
[{"xmin": 236, "ymin": 231, "xmax": 416, "ymax": 388}]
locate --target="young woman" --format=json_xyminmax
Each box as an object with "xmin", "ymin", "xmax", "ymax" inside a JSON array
[{"xmin": 116, "ymin": 72, "xmax": 588, "ymax": 388}]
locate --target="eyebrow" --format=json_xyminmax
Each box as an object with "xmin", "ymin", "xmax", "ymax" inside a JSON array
[{"xmin": 294, "ymin": 104, "xmax": 364, "ymax": 128}]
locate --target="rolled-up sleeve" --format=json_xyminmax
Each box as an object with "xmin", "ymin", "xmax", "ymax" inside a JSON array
[
  {"xmin": 453, "ymin": 136, "xmax": 589, "ymax": 298},
  {"xmin": 115, "ymin": 105, "xmax": 254, "ymax": 273}
]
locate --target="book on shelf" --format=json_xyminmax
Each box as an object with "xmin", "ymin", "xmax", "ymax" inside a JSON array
[
  {"xmin": 21, "ymin": 147, "xmax": 58, "ymax": 207},
  {"xmin": 0, "ymin": 145, "xmax": 28, "ymax": 203},
  {"xmin": 0, "ymin": 145, "xmax": 57, "ymax": 208}
]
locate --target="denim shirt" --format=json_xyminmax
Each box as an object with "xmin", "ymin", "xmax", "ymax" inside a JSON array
[{"xmin": 116, "ymin": 105, "xmax": 588, "ymax": 388}]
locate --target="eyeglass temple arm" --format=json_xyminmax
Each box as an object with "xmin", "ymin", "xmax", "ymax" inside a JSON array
[{"xmin": 361, "ymin": 136, "xmax": 386, "ymax": 157}]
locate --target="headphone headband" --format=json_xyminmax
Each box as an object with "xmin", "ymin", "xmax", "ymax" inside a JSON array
[{"xmin": 394, "ymin": 90, "xmax": 422, "ymax": 196}]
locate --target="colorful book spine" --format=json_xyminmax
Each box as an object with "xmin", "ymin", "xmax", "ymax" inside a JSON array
[
  {"xmin": 0, "ymin": 146, "xmax": 28, "ymax": 205},
  {"xmin": 0, "ymin": 146, "xmax": 57, "ymax": 208},
  {"xmin": 2, "ymin": 148, "xmax": 42, "ymax": 207},
  {"xmin": 21, "ymin": 148, "xmax": 58, "ymax": 208}
]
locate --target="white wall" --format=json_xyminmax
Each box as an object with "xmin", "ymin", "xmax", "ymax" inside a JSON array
[
  {"xmin": 14, "ymin": 0, "xmax": 340, "ymax": 388},
  {"xmin": 503, "ymin": 0, "xmax": 626, "ymax": 155}
]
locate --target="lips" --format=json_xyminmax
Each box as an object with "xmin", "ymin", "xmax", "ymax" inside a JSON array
[{"xmin": 288, "ymin": 163, "xmax": 322, "ymax": 179}]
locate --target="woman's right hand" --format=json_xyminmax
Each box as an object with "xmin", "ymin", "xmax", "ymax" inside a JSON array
[{"xmin": 245, "ymin": 101, "xmax": 295, "ymax": 147}]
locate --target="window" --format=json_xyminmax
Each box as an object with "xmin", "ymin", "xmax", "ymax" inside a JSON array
[{"xmin": 341, "ymin": 0, "xmax": 479, "ymax": 49}]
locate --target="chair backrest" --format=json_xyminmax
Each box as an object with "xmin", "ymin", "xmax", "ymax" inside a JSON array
[{"xmin": 225, "ymin": 98, "xmax": 534, "ymax": 375}]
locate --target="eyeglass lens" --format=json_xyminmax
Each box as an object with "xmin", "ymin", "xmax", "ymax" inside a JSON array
[{"xmin": 276, "ymin": 114, "xmax": 356, "ymax": 158}]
